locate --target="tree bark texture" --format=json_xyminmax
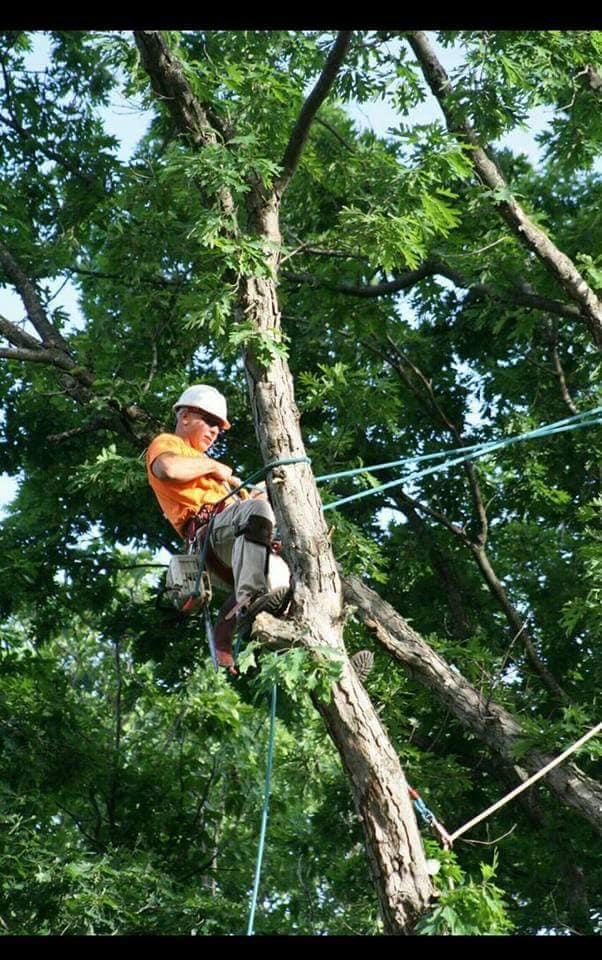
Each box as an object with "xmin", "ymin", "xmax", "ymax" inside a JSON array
[
  {"xmin": 407, "ymin": 30, "xmax": 602, "ymax": 351},
  {"xmin": 238, "ymin": 260, "xmax": 433, "ymax": 932},
  {"xmin": 343, "ymin": 574, "xmax": 602, "ymax": 835},
  {"xmin": 314, "ymin": 662, "xmax": 433, "ymax": 933}
]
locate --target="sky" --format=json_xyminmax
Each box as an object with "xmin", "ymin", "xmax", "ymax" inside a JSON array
[{"xmin": 0, "ymin": 31, "xmax": 580, "ymax": 514}]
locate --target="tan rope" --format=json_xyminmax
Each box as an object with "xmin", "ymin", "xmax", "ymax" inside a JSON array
[{"xmin": 449, "ymin": 721, "xmax": 602, "ymax": 845}]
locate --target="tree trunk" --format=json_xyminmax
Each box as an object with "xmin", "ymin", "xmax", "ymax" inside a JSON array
[
  {"xmin": 136, "ymin": 30, "xmax": 434, "ymax": 933},
  {"xmin": 238, "ymin": 259, "xmax": 433, "ymax": 932},
  {"xmin": 314, "ymin": 663, "xmax": 432, "ymax": 933}
]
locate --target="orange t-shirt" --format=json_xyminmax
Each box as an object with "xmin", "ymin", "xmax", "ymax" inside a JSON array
[{"xmin": 146, "ymin": 433, "xmax": 233, "ymax": 535}]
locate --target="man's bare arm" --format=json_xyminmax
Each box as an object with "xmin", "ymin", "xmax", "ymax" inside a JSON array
[{"xmin": 151, "ymin": 452, "xmax": 233, "ymax": 484}]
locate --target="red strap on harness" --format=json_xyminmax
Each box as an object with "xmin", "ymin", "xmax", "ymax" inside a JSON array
[{"xmin": 181, "ymin": 509, "xmax": 234, "ymax": 587}]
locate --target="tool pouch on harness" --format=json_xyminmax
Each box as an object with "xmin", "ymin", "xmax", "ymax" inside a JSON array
[{"xmin": 165, "ymin": 555, "xmax": 212, "ymax": 614}]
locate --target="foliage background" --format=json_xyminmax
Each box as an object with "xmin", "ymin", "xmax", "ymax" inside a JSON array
[{"xmin": 0, "ymin": 29, "xmax": 601, "ymax": 935}]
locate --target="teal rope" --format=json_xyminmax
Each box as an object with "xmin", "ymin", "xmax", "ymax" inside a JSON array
[
  {"xmin": 320, "ymin": 406, "xmax": 602, "ymax": 513},
  {"xmin": 247, "ymin": 683, "xmax": 278, "ymax": 937},
  {"xmin": 224, "ymin": 456, "xmax": 311, "ymax": 502},
  {"xmin": 315, "ymin": 406, "xmax": 602, "ymax": 485},
  {"xmin": 228, "ymin": 409, "xmax": 600, "ymax": 518}
]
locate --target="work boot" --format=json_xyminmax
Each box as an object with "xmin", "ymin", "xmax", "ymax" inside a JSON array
[{"xmin": 236, "ymin": 586, "xmax": 292, "ymax": 637}]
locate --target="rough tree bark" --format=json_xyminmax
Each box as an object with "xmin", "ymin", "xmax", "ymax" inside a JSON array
[
  {"xmin": 407, "ymin": 30, "xmax": 602, "ymax": 351},
  {"xmin": 135, "ymin": 29, "xmax": 433, "ymax": 933}
]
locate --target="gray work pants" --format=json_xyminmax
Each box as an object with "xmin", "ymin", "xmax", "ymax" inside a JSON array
[{"xmin": 209, "ymin": 498, "xmax": 290, "ymax": 603}]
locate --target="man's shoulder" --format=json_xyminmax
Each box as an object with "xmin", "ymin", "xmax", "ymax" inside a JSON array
[{"xmin": 146, "ymin": 433, "xmax": 194, "ymax": 461}]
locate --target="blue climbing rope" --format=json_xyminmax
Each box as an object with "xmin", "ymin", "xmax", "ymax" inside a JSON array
[
  {"xmin": 318, "ymin": 406, "xmax": 602, "ymax": 513},
  {"xmin": 246, "ymin": 683, "xmax": 278, "ymax": 936},
  {"xmin": 223, "ymin": 408, "xmax": 602, "ymax": 517},
  {"xmin": 314, "ymin": 406, "xmax": 602, "ymax": 485}
]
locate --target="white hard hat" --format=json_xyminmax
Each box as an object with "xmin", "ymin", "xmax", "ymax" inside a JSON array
[{"xmin": 172, "ymin": 384, "xmax": 231, "ymax": 430}]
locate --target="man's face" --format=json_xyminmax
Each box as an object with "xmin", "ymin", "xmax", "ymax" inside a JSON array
[{"xmin": 178, "ymin": 408, "xmax": 222, "ymax": 452}]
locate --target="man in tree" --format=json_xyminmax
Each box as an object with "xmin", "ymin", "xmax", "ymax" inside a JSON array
[{"xmin": 146, "ymin": 384, "xmax": 291, "ymax": 668}]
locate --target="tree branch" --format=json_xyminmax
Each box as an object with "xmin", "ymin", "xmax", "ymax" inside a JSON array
[
  {"xmin": 0, "ymin": 345, "xmax": 61, "ymax": 364},
  {"xmin": 388, "ymin": 487, "xmax": 470, "ymax": 545},
  {"xmin": 406, "ymin": 30, "xmax": 602, "ymax": 350},
  {"xmin": 46, "ymin": 417, "xmax": 111, "ymax": 444},
  {"xmin": 551, "ymin": 344, "xmax": 578, "ymax": 415},
  {"xmin": 372, "ymin": 335, "xmax": 568, "ymax": 704},
  {"xmin": 0, "ymin": 106, "xmax": 97, "ymax": 188},
  {"xmin": 133, "ymin": 31, "xmax": 237, "ymax": 222},
  {"xmin": 69, "ymin": 265, "xmax": 178, "ymax": 289},
  {"xmin": 391, "ymin": 493, "xmax": 473, "ymax": 638},
  {"xmin": 276, "ymin": 31, "xmax": 353, "ymax": 196},
  {"xmin": 342, "ymin": 574, "xmax": 601, "ymax": 834},
  {"xmin": 0, "ymin": 239, "xmax": 69, "ymax": 348},
  {"xmin": 388, "ymin": 488, "xmax": 568, "ymax": 704},
  {"xmin": 382, "ymin": 337, "xmax": 491, "ymax": 544},
  {"xmin": 469, "ymin": 543, "xmax": 568, "ymax": 704},
  {"xmin": 133, "ymin": 32, "xmax": 217, "ymax": 148},
  {"xmin": 282, "ymin": 259, "xmax": 437, "ymax": 296},
  {"xmin": 283, "ymin": 256, "xmax": 585, "ymax": 323},
  {"xmin": 0, "ymin": 312, "xmax": 43, "ymax": 351},
  {"xmin": 314, "ymin": 115, "xmax": 355, "ymax": 152},
  {"xmin": 547, "ymin": 328, "xmax": 579, "ymax": 415}
]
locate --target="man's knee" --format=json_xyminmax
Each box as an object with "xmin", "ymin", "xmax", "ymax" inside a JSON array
[
  {"xmin": 237, "ymin": 512, "xmax": 273, "ymax": 546},
  {"xmin": 234, "ymin": 499, "xmax": 275, "ymax": 546}
]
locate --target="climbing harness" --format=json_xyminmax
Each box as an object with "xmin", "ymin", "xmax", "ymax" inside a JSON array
[{"xmin": 166, "ymin": 459, "xmax": 310, "ymax": 672}]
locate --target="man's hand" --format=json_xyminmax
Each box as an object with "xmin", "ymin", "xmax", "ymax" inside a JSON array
[
  {"xmin": 248, "ymin": 482, "xmax": 267, "ymax": 500},
  {"xmin": 205, "ymin": 459, "xmax": 233, "ymax": 484},
  {"xmin": 228, "ymin": 476, "xmax": 266, "ymax": 499}
]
